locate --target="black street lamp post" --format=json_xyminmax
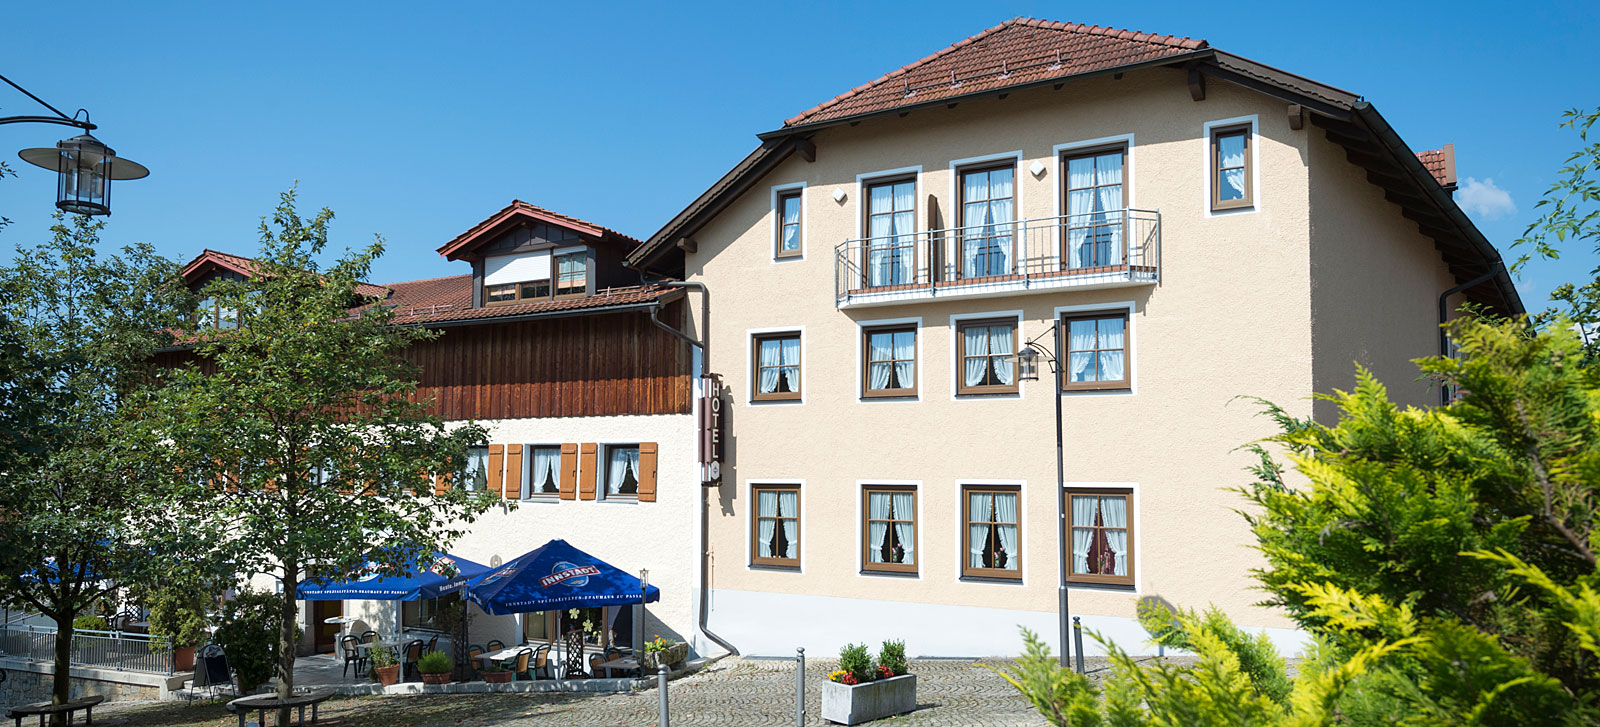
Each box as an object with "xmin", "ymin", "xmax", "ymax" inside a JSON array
[
  {"xmin": 1016, "ymin": 322, "xmax": 1077, "ymax": 671},
  {"xmin": 2, "ymin": 73, "xmax": 148, "ymax": 216}
]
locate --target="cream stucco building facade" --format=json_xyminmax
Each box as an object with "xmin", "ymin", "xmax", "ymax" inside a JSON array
[{"xmin": 629, "ymin": 19, "xmax": 1520, "ymax": 657}]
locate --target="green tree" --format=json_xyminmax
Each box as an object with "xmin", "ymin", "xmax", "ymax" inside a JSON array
[
  {"xmin": 1514, "ymin": 107, "xmax": 1600, "ymax": 359},
  {"xmin": 0, "ymin": 213, "xmax": 189, "ymax": 714},
  {"xmin": 131, "ymin": 189, "xmax": 495, "ymax": 721},
  {"xmin": 993, "ymin": 317, "xmax": 1600, "ymax": 725}
]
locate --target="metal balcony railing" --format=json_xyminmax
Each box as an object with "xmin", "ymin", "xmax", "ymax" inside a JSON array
[
  {"xmin": 0, "ymin": 623, "xmax": 176, "ymax": 674},
  {"xmin": 835, "ymin": 209, "xmax": 1160, "ymax": 305}
]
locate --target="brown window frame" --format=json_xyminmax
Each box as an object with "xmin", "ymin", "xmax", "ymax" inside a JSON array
[
  {"xmin": 1065, "ymin": 488, "xmax": 1135, "ymax": 587},
  {"xmin": 750, "ymin": 484, "xmax": 801, "ymax": 568},
  {"xmin": 1060, "ymin": 144, "xmax": 1130, "ymax": 270},
  {"xmin": 522, "ymin": 444, "xmax": 563, "ymax": 500},
  {"xmin": 775, "ymin": 189, "xmax": 803, "ymax": 260},
  {"xmin": 961, "ymin": 484, "xmax": 1022, "ymax": 580},
  {"xmin": 599, "ymin": 444, "xmax": 640, "ymax": 502},
  {"xmin": 860, "ymin": 174, "xmax": 919, "ymax": 288},
  {"xmin": 1210, "ymin": 125, "xmax": 1253, "ymax": 211},
  {"xmin": 1060, "ymin": 311, "xmax": 1131, "ymax": 392},
  {"xmin": 861, "ymin": 485, "xmax": 917, "ymax": 575},
  {"xmin": 554, "ymin": 250, "xmax": 588, "ymax": 300},
  {"xmin": 751, "ymin": 332, "xmax": 802, "ymax": 402},
  {"xmin": 955, "ymin": 318, "xmax": 1019, "ymax": 396},
  {"xmin": 861, "ymin": 324, "xmax": 917, "ymax": 398},
  {"xmin": 956, "ymin": 161, "xmax": 1019, "ymax": 279}
]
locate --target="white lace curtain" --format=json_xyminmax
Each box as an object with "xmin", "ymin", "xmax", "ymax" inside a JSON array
[
  {"xmin": 869, "ymin": 330, "xmax": 916, "ymax": 391},
  {"xmin": 868, "ymin": 182, "xmax": 916, "ymax": 286},
  {"xmin": 464, "ymin": 447, "xmax": 489, "ymax": 491},
  {"xmin": 529, "ymin": 446, "xmax": 559, "ymax": 496},
  {"xmin": 869, "ymin": 332, "xmax": 893, "ymax": 391},
  {"xmin": 606, "ymin": 447, "xmax": 638, "ymax": 495},
  {"xmin": 1100, "ymin": 496, "xmax": 1128, "ymax": 576},
  {"xmin": 757, "ymin": 490, "xmax": 778, "ymax": 558},
  {"xmin": 961, "ymin": 168, "xmax": 1014, "ymax": 278},
  {"xmin": 964, "ymin": 327, "xmax": 988, "ymax": 387},
  {"xmin": 990, "ymin": 325, "xmax": 1014, "ymax": 386},
  {"xmin": 1098, "ymin": 317, "xmax": 1125, "ymax": 382},
  {"xmin": 967, "ymin": 492, "xmax": 992, "ymax": 568},
  {"xmin": 758, "ymin": 338, "xmax": 800, "ymax": 394},
  {"xmin": 1069, "ymin": 317, "xmax": 1124, "ymax": 383},
  {"xmin": 994, "ymin": 493, "xmax": 1018, "ymax": 570},
  {"xmin": 778, "ymin": 490, "xmax": 798, "ymax": 559},
  {"xmin": 1066, "ymin": 153, "xmax": 1124, "ymax": 268},
  {"xmin": 1070, "ymin": 495, "xmax": 1097, "ymax": 574},
  {"xmin": 1069, "ymin": 319, "xmax": 1096, "ymax": 382},
  {"xmin": 1218, "ymin": 134, "xmax": 1247, "ymax": 201},
  {"xmin": 867, "ymin": 493, "xmax": 890, "ymax": 563},
  {"xmin": 892, "ymin": 492, "xmax": 915, "ymax": 564},
  {"xmin": 781, "ymin": 197, "xmax": 801, "ymax": 252}
]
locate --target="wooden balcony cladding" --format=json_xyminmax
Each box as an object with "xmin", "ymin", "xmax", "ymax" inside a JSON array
[
  {"xmin": 412, "ymin": 301, "xmax": 691, "ymax": 419},
  {"xmin": 152, "ymin": 300, "xmax": 692, "ymax": 420}
]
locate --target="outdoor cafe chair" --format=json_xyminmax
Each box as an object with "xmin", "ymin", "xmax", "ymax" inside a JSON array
[
  {"xmin": 466, "ymin": 645, "xmax": 484, "ymax": 678},
  {"xmin": 359, "ymin": 630, "xmax": 377, "ymax": 644},
  {"xmin": 531, "ymin": 644, "xmax": 553, "ymax": 680},
  {"xmin": 511, "ymin": 648, "xmax": 533, "ymax": 681},
  {"xmin": 425, "ymin": 634, "xmax": 440, "ymax": 654},
  {"xmin": 401, "ymin": 640, "xmax": 424, "ymax": 682},
  {"xmin": 588, "ymin": 652, "xmax": 607, "ymax": 679},
  {"xmin": 339, "ymin": 635, "xmax": 364, "ymax": 678},
  {"xmin": 486, "ymin": 639, "xmax": 504, "ymax": 652}
]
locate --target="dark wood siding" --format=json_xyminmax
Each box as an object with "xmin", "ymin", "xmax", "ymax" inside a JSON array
[
  {"xmin": 409, "ymin": 302, "xmax": 690, "ymax": 419},
  {"xmin": 153, "ymin": 301, "xmax": 692, "ymax": 420}
]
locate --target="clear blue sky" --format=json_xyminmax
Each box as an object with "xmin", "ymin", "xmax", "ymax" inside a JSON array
[{"xmin": 2, "ymin": 1, "xmax": 1596, "ymax": 309}]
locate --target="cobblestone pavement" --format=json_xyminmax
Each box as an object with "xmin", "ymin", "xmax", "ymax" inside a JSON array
[{"xmin": 99, "ymin": 656, "xmax": 1200, "ymax": 726}]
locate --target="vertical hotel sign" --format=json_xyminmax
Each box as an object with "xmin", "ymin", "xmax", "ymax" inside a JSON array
[{"xmin": 699, "ymin": 376, "xmax": 724, "ymax": 485}]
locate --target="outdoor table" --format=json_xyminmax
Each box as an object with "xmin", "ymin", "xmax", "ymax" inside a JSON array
[
  {"xmin": 478, "ymin": 647, "xmax": 524, "ymax": 665},
  {"xmin": 594, "ymin": 656, "xmax": 639, "ymax": 678},
  {"xmin": 324, "ymin": 616, "xmax": 358, "ymax": 659}
]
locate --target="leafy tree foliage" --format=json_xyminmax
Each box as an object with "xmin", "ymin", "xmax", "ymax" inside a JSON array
[
  {"xmin": 1514, "ymin": 107, "xmax": 1600, "ymax": 359},
  {"xmin": 212, "ymin": 589, "xmax": 298, "ymax": 693},
  {"xmin": 130, "ymin": 189, "xmax": 496, "ymax": 719},
  {"xmin": 0, "ymin": 213, "xmax": 189, "ymax": 710},
  {"xmin": 995, "ymin": 318, "xmax": 1600, "ymax": 725}
]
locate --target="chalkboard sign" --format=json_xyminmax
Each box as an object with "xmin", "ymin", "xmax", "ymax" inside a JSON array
[{"xmin": 195, "ymin": 648, "xmax": 231, "ymax": 689}]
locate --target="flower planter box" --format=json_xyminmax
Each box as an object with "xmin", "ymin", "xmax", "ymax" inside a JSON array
[
  {"xmin": 482, "ymin": 670, "xmax": 513, "ymax": 684},
  {"xmin": 821, "ymin": 674, "xmax": 916, "ymax": 725},
  {"xmin": 641, "ymin": 642, "xmax": 689, "ymax": 670},
  {"xmin": 420, "ymin": 672, "xmax": 452, "ymax": 685}
]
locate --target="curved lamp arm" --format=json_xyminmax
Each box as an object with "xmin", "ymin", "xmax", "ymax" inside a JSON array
[{"xmin": 0, "ymin": 73, "xmax": 96, "ymax": 131}]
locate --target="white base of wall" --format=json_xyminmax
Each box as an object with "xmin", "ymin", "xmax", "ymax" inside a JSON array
[{"xmin": 708, "ymin": 588, "xmax": 1309, "ymax": 658}]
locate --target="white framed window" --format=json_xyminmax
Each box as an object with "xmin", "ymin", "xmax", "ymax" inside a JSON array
[
  {"xmin": 1201, "ymin": 115, "xmax": 1260, "ymax": 216},
  {"xmin": 747, "ymin": 326, "xmax": 805, "ymax": 405},
  {"xmin": 1055, "ymin": 301, "xmax": 1137, "ymax": 396},
  {"xmin": 949, "ymin": 310, "xmax": 1024, "ymax": 400},
  {"xmin": 522, "ymin": 444, "xmax": 562, "ymax": 500},
  {"xmin": 771, "ymin": 182, "xmax": 806, "ymax": 261}
]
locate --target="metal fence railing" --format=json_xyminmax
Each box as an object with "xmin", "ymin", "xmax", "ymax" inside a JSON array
[
  {"xmin": 835, "ymin": 209, "xmax": 1160, "ymax": 304},
  {"xmin": 0, "ymin": 623, "xmax": 174, "ymax": 675}
]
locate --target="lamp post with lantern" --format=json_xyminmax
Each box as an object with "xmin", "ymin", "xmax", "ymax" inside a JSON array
[
  {"xmin": 1015, "ymin": 322, "xmax": 1075, "ymax": 671},
  {"xmin": 2, "ymin": 73, "xmax": 148, "ymax": 216}
]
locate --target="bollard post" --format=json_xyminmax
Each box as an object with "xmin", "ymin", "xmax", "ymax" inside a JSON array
[
  {"xmin": 658, "ymin": 663, "xmax": 670, "ymax": 727},
  {"xmin": 1072, "ymin": 617, "xmax": 1085, "ymax": 674},
  {"xmin": 796, "ymin": 647, "xmax": 806, "ymax": 727}
]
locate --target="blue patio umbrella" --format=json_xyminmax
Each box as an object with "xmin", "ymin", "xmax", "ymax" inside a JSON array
[
  {"xmin": 297, "ymin": 552, "xmax": 489, "ymax": 601},
  {"xmin": 465, "ymin": 539, "xmax": 660, "ymax": 616}
]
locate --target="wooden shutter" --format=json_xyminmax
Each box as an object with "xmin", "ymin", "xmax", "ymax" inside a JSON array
[
  {"xmin": 636, "ymin": 443, "xmax": 658, "ymax": 502},
  {"xmin": 504, "ymin": 445, "xmax": 524, "ymax": 500},
  {"xmin": 559, "ymin": 444, "xmax": 578, "ymax": 500},
  {"xmin": 578, "ymin": 443, "xmax": 598, "ymax": 500},
  {"xmin": 487, "ymin": 445, "xmax": 505, "ymax": 498}
]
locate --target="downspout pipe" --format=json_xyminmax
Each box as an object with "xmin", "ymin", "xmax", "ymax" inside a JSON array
[
  {"xmin": 629, "ymin": 273, "xmax": 738, "ymax": 657},
  {"xmin": 1437, "ymin": 268, "xmax": 1499, "ymax": 402}
]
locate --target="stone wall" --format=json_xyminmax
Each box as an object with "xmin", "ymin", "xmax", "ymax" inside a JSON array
[{"xmin": 0, "ymin": 663, "xmax": 171, "ymax": 710}]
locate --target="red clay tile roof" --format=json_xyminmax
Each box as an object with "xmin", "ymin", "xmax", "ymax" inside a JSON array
[
  {"xmin": 783, "ymin": 17, "xmax": 1207, "ymax": 128},
  {"xmin": 180, "ymin": 249, "xmax": 392, "ymax": 298},
  {"xmin": 374, "ymin": 274, "xmax": 677, "ymax": 326},
  {"xmin": 437, "ymin": 200, "xmax": 644, "ymax": 259},
  {"xmin": 1416, "ymin": 144, "xmax": 1457, "ymax": 189}
]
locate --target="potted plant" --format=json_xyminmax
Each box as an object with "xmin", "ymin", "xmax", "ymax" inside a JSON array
[
  {"xmin": 417, "ymin": 649, "xmax": 453, "ymax": 685},
  {"xmin": 821, "ymin": 640, "xmax": 915, "ymax": 725},
  {"xmin": 641, "ymin": 635, "xmax": 689, "ymax": 670},
  {"xmin": 370, "ymin": 646, "xmax": 400, "ymax": 686},
  {"xmin": 480, "ymin": 661, "xmax": 513, "ymax": 684},
  {"xmin": 146, "ymin": 587, "xmax": 211, "ymax": 672}
]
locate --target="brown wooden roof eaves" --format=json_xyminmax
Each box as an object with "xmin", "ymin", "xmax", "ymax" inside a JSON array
[
  {"xmin": 180, "ymin": 249, "xmax": 391, "ymax": 298},
  {"xmin": 781, "ymin": 18, "xmax": 1207, "ymax": 129},
  {"xmin": 374, "ymin": 274, "xmax": 679, "ymax": 326},
  {"xmin": 437, "ymin": 200, "xmax": 643, "ymax": 260}
]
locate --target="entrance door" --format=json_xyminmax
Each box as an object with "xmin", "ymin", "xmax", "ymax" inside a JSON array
[{"xmin": 312, "ymin": 601, "xmax": 343, "ymax": 654}]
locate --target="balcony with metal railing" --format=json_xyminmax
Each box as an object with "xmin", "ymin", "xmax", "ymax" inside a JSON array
[{"xmin": 834, "ymin": 209, "xmax": 1159, "ymax": 307}]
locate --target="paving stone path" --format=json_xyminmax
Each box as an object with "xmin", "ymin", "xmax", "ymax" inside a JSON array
[{"xmin": 100, "ymin": 656, "xmax": 1187, "ymax": 726}]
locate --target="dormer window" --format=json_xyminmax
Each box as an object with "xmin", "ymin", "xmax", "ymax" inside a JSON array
[
  {"xmin": 483, "ymin": 247, "xmax": 589, "ymax": 306},
  {"xmin": 196, "ymin": 296, "xmax": 239, "ymax": 329}
]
